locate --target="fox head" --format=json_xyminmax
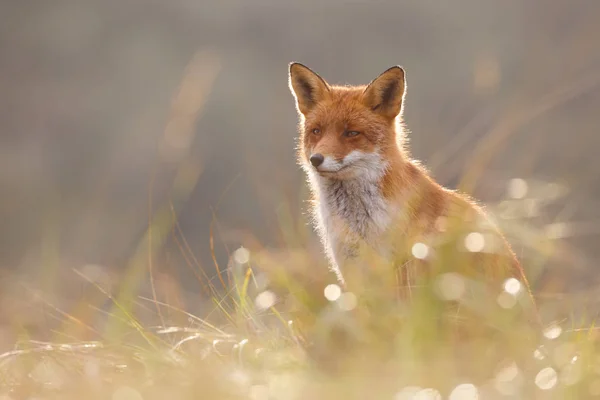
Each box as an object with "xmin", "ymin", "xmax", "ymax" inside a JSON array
[{"xmin": 288, "ymin": 63, "xmax": 407, "ymax": 181}]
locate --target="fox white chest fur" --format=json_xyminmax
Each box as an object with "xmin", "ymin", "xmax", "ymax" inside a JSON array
[{"xmin": 306, "ymin": 152, "xmax": 395, "ymax": 271}]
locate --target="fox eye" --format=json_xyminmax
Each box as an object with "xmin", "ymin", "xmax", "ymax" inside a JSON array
[
  {"xmin": 311, "ymin": 128, "xmax": 321, "ymax": 135},
  {"xmin": 344, "ymin": 130, "xmax": 360, "ymax": 137}
]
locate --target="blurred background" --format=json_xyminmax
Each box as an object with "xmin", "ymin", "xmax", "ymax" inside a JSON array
[{"xmin": 1, "ymin": 0, "xmax": 599, "ymax": 350}]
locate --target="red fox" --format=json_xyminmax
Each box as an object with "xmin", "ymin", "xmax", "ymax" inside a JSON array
[{"xmin": 287, "ymin": 63, "xmax": 539, "ymax": 329}]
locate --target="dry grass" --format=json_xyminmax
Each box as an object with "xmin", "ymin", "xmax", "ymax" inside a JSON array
[{"xmin": 2, "ymin": 186, "xmax": 600, "ymax": 400}]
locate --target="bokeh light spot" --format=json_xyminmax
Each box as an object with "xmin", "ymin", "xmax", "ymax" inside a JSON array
[
  {"xmin": 494, "ymin": 361, "xmax": 521, "ymax": 395},
  {"xmin": 496, "ymin": 362, "xmax": 519, "ymax": 383},
  {"xmin": 497, "ymin": 292, "xmax": 517, "ymax": 309},
  {"xmin": 324, "ymin": 284, "xmax": 342, "ymax": 301},
  {"xmin": 533, "ymin": 346, "xmax": 546, "ymax": 360},
  {"xmin": 411, "ymin": 242, "xmax": 429, "ymax": 259},
  {"xmin": 508, "ymin": 178, "xmax": 528, "ymax": 199},
  {"xmin": 449, "ymin": 383, "xmax": 479, "ymax": 400},
  {"xmin": 255, "ymin": 290, "xmax": 276, "ymax": 310},
  {"xmin": 414, "ymin": 388, "xmax": 442, "ymax": 400},
  {"xmin": 233, "ymin": 247, "xmax": 250, "ymax": 264},
  {"xmin": 464, "ymin": 232, "xmax": 485, "ymax": 252},
  {"xmin": 503, "ymin": 278, "xmax": 521, "ymax": 295},
  {"xmin": 543, "ymin": 323, "xmax": 562, "ymax": 340},
  {"xmin": 535, "ymin": 367, "xmax": 558, "ymax": 390},
  {"xmin": 436, "ymin": 273, "xmax": 466, "ymax": 301}
]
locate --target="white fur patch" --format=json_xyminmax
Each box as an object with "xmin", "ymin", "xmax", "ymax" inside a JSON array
[
  {"xmin": 304, "ymin": 149, "xmax": 393, "ymax": 274},
  {"xmin": 318, "ymin": 155, "xmax": 340, "ymax": 172}
]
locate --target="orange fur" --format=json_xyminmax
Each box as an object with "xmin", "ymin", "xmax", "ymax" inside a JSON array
[{"xmin": 288, "ymin": 63, "xmax": 539, "ymax": 328}]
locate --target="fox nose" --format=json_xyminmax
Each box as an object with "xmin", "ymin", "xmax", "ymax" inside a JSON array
[{"xmin": 309, "ymin": 153, "xmax": 325, "ymax": 167}]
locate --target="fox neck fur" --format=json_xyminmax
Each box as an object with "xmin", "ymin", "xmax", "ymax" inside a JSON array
[{"xmin": 305, "ymin": 151, "xmax": 392, "ymax": 266}]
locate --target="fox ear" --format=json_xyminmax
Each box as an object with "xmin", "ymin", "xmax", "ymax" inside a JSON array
[
  {"xmin": 363, "ymin": 66, "xmax": 406, "ymax": 119},
  {"xmin": 288, "ymin": 63, "xmax": 330, "ymax": 115}
]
